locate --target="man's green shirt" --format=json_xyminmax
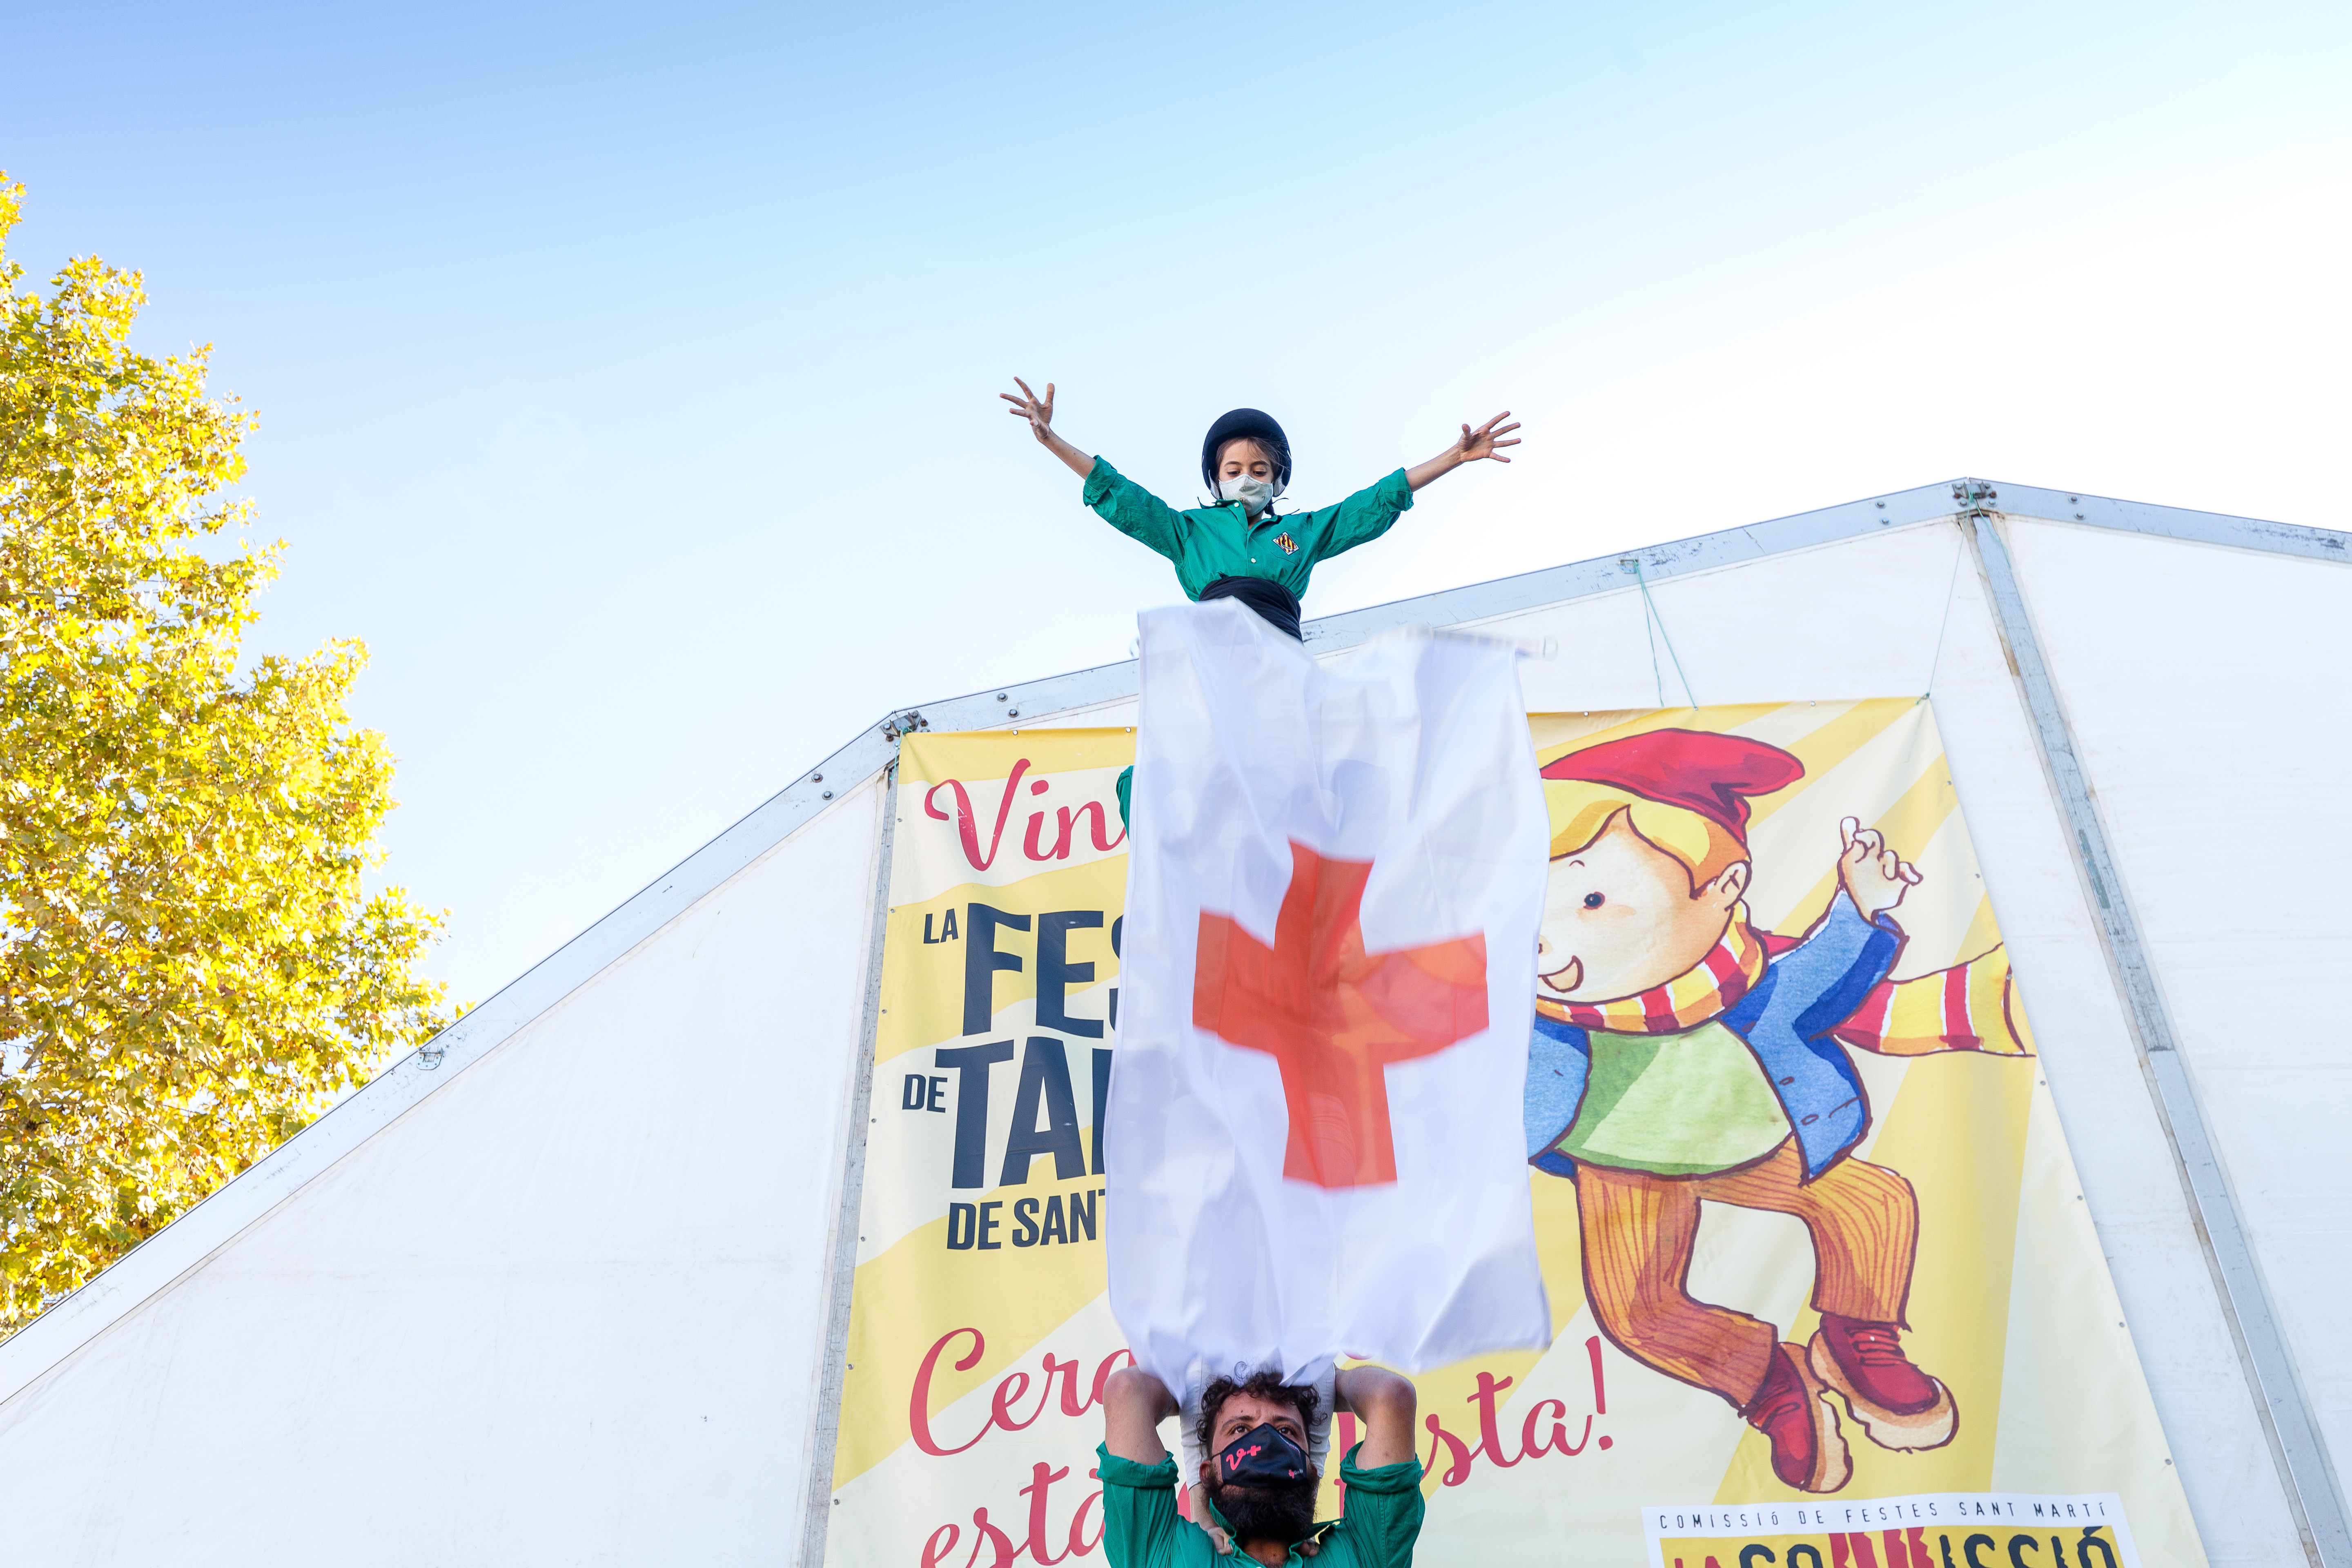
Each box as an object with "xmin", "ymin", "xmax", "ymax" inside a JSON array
[
  {"xmin": 1094, "ymin": 1443, "xmax": 1425, "ymax": 1568},
  {"xmin": 1081, "ymin": 458, "xmax": 1415, "ymax": 601}
]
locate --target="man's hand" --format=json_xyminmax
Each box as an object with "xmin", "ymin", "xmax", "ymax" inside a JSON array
[
  {"xmin": 999, "ymin": 377, "xmax": 1098, "ymax": 480},
  {"xmin": 1838, "ymin": 816, "xmax": 1922, "ymax": 920},
  {"xmin": 1104, "ymin": 1367, "xmax": 1178, "ymax": 1464},
  {"xmin": 1332, "ymin": 1365, "xmax": 1418, "ymax": 1468},
  {"xmin": 1406, "ymin": 412, "xmax": 1523, "ymax": 491}
]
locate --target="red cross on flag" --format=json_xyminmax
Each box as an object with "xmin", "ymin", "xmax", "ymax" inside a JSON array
[{"xmin": 1107, "ymin": 600, "xmax": 1552, "ymax": 1392}]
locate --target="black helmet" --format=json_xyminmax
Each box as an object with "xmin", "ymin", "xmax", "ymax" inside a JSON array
[{"xmin": 1200, "ymin": 408, "xmax": 1292, "ymax": 495}]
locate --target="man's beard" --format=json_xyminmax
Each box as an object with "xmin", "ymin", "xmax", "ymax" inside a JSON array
[{"xmin": 1209, "ymin": 1476, "xmax": 1319, "ymax": 1546}]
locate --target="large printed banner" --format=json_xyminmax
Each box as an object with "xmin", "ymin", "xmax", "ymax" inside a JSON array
[{"xmin": 830, "ymin": 704, "xmax": 2204, "ymax": 1568}]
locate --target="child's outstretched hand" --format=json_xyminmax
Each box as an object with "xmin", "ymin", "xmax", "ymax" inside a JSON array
[
  {"xmin": 1838, "ymin": 816, "xmax": 1922, "ymax": 919},
  {"xmin": 1000, "ymin": 377, "xmax": 1057, "ymax": 443},
  {"xmin": 1407, "ymin": 412, "xmax": 1523, "ymax": 490},
  {"xmin": 999, "ymin": 378, "xmax": 1096, "ymax": 479},
  {"xmin": 1454, "ymin": 411, "xmax": 1522, "ymax": 463}
]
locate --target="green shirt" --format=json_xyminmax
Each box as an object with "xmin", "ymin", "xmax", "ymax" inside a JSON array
[
  {"xmin": 1082, "ymin": 457, "xmax": 1416, "ymax": 602},
  {"xmin": 1552, "ymin": 1021, "xmax": 1792, "ymax": 1176},
  {"xmin": 1096, "ymin": 1442, "xmax": 1426, "ymax": 1568}
]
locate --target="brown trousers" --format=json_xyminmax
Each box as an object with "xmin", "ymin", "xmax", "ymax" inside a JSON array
[{"xmin": 1575, "ymin": 1142, "xmax": 1918, "ymax": 1410}]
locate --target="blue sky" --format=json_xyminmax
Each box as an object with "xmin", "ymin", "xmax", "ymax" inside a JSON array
[{"xmin": 4, "ymin": 2, "xmax": 2345, "ymax": 1007}]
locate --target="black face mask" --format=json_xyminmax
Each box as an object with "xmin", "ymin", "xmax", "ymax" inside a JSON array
[
  {"xmin": 1215, "ymin": 1421, "xmax": 1312, "ymax": 1485},
  {"xmin": 1209, "ymin": 1422, "xmax": 1320, "ymax": 1548}
]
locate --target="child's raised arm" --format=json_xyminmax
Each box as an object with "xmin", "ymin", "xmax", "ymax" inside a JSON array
[
  {"xmin": 1000, "ymin": 377, "xmax": 1096, "ymax": 481},
  {"xmin": 1404, "ymin": 412, "xmax": 1522, "ymax": 491}
]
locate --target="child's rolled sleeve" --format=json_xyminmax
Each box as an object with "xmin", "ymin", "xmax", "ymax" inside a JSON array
[
  {"xmin": 1082, "ymin": 456, "xmax": 1186, "ymax": 564},
  {"xmin": 1316, "ymin": 469, "xmax": 1416, "ymax": 559}
]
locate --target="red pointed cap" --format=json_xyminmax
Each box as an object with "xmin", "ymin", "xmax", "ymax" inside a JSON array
[{"xmin": 1539, "ymin": 728, "xmax": 1804, "ymax": 844}]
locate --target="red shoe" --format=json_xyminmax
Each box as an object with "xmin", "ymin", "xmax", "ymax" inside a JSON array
[
  {"xmin": 1809, "ymin": 1314, "xmax": 1958, "ymax": 1452},
  {"xmin": 1742, "ymin": 1342, "xmax": 1850, "ymax": 1493}
]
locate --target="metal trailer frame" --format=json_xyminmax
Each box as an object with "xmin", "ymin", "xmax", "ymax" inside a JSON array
[{"xmin": 2, "ymin": 477, "xmax": 2344, "ymax": 1567}]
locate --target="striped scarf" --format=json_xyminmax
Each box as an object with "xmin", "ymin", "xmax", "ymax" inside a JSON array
[
  {"xmin": 1535, "ymin": 906, "xmax": 2033, "ymax": 1057},
  {"xmin": 1536, "ymin": 905, "xmax": 1770, "ymax": 1035}
]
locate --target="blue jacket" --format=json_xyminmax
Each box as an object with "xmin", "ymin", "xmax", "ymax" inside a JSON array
[{"xmin": 1524, "ymin": 892, "xmax": 1903, "ymax": 1183}]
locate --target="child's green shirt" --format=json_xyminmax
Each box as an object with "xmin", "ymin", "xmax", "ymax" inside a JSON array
[{"xmin": 1081, "ymin": 457, "xmax": 1415, "ymax": 602}]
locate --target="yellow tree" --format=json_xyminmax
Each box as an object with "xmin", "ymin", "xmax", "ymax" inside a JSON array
[{"xmin": 0, "ymin": 176, "xmax": 450, "ymax": 1334}]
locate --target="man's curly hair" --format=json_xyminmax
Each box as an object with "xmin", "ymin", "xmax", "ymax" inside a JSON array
[{"xmin": 1197, "ymin": 1369, "xmax": 1321, "ymax": 1457}]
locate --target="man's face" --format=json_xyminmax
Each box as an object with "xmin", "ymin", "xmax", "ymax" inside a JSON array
[
  {"xmin": 1200, "ymin": 1390, "xmax": 1318, "ymax": 1546},
  {"xmin": 1202, "ymin": 1390, "xmax": 1309, "ymax": 1476},
  {"xmin": 1537, "ymin": 811, "xmax": 1747, "ymax": 1002}
]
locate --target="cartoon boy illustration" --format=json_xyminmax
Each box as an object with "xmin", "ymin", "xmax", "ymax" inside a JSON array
[{"xmin": 1521, "ymin": 727, "xmax": 2031, "ymax": 1494}]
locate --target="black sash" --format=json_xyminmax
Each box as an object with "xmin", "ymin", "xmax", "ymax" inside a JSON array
[{"xmin": 1198, "ymin": 575, "xmax": 1302, "ymax": 641}]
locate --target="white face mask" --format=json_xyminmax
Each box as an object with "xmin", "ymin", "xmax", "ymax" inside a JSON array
[{"xmin": 1220, "ymin": 473, "xmax": 1281, "ymax": 515}]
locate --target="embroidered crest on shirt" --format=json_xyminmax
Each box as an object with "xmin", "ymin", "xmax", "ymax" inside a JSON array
[{"xmin": 1274, "ymin": 532, "xmax": 1299, "ymax": 555}]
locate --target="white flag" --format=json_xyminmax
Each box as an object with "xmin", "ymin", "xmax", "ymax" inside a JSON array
[{"xmin": 1106, "ymin": 599, "xmax": 1552, "ymax": 1394}]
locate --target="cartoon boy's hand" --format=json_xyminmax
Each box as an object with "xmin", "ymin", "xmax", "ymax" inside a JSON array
[{"xmin": 1839, "ymin": 816, "xmax": 1922, "ymax": 919}]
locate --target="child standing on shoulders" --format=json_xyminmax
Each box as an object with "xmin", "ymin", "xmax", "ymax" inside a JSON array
[
  {"xmin": 999, "ymin": 380, "xmax": 1521, "ymax": 641},
  {"xmin": 1000, "ymin": 381, "xmax": 1521, "ymax": 826}
]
